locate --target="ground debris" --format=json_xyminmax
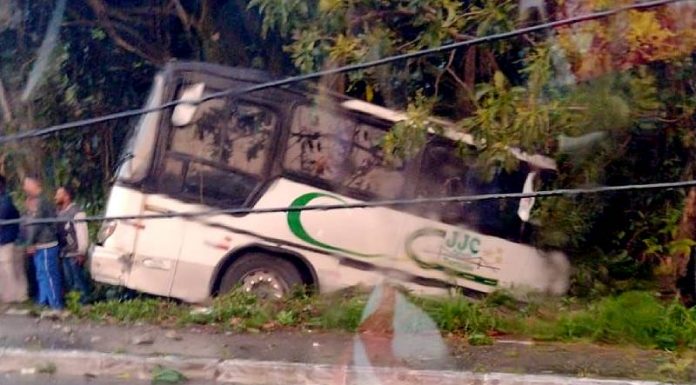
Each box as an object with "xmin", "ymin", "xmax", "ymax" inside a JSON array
[
  {"xmin": 165, "ymin": 330, "xmax": 182, "ymax": 341},
  {"xmin": 131, "ymin": 333, "xmax": 155, "ymax": 345}
]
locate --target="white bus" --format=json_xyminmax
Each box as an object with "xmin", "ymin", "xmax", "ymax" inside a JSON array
[{"xmin": 89, "ymin": 62, "xmax": 570, "ymax": 303}]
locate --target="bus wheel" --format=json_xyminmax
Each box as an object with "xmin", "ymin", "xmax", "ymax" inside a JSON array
[{"xmin": 219, "ymin": 253, "xmax": 303, "ymax": 300}]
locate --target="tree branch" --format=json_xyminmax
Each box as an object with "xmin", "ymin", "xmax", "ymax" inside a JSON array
[
  {"xmin": 447, "ymin": 67, "xmax": 474, "ymax": 99},
  {"xmin": 84, "ymin": 0, "xmax": 168, "ymax": 65},
  {"xmin": 434, "ymin": 50, "xmax": 456, "ymax": 97},
  {"xmin": 170, "ymin": 0, "xmax": 193, "ymax": 31}
]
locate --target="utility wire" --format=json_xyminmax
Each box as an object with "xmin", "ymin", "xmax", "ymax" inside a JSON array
[
  {"xmin": 5, "ymin": 179, "xmax": 696, "ymax": 226},
  {"xmin": 0, "ymin": 0, "xmax": 684, "ymax": 144}
]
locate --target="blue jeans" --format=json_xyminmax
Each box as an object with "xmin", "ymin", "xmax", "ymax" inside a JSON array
[
  {"xmin": 33, "ymin": 246, "xmax": 64, "ymax": 309},
  {"xmin": 62, "ymin": 256, "xmax": 90, "ymax": 304}
]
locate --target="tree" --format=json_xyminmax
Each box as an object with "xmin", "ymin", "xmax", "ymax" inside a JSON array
[
  {"xmin": 252, "ymin": 0, "xmax": 696, "ymax": 295},
  {"xmin": 0, "ymin": 0, "xmax": 290, "ymax": 214},
  {"xmin": 2, "ymin": 0, "xmax": 695, "ymax": 296}
]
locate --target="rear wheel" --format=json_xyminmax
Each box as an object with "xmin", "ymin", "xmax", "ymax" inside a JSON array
[{"xmin": 218, "ymin": 253, "xmax": 303, "ymax": 300}]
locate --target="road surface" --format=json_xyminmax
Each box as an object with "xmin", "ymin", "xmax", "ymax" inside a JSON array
[{"xmin": 1, "ymin": 372, "xmax": 229, "ymax": 384}]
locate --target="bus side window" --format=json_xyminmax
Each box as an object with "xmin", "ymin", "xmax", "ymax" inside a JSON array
[
  {"xmin": 346, "ymin": 124, "xmax": 406, "ymax": 199},
  {"xmin": 284, "ymin": 105, "xmax": 407, "ymax": 200},
  {"xmin": 160, "ymin": 91, "xmax": 276, "ymax": 206},
  {"xmin": 284, "ymin": 105, "xmax": 355, "ymax": 184}
]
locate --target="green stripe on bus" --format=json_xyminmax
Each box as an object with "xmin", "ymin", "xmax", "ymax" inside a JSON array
[
  {"xmin": 287, "ymin": 192, "xmax": 382, "ymax": 258},
  {"xmin": 288, "ymin": 194, "xmax": 497, "ymax": 287}
]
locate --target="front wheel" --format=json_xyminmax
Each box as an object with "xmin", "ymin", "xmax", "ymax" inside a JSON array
[{"xmin": 218, "ymin": 253, "xmax": 303, "ymax": 300}]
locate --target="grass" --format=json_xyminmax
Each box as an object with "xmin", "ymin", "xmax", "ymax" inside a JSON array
[
  {"xmin": 74, "ymin": 287, "xmax": 367, "ymax": 332},
  {"xmin": 151, "ymin": 366, "xmax": 187, "ymax": 384},
  {"xmin": 540, "ymin": 292, "xmax": 696, "ymax": 350},
  {"xmin": 68, "ymin": 288, "xmax": 696, "ymax": 351}
]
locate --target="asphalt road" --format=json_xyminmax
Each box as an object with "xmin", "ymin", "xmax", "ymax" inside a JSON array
[
  {"xmin": 0, "ymin": 373, "xmax": 221, "ymax": 385},
  {"xmin": 1, "ymin": 373, "xmax": 147, "ymax": 385}
]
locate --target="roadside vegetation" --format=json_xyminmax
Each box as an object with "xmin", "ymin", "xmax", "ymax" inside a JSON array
[
  {"xmin": 1, "ymin": 0, "xmax": 695, "ymax": 302},
  {"xmin": 62, "ymin": 287, "xmax": 696, "ymax": 352},
  {"xmin": 3, "ymin": 3, "xmax": 696, "ymax": 371}
]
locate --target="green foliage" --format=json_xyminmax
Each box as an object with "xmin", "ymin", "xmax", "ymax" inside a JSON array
[
  {"xmin": 310, "ymin": 294, "xmax": 365, "ymax": 330},
  {"xmin": 383, "ymin": 92, "xmax": 437, "ymax": 160},
  {"xmin": 67, "ymin": 287, "xmax": 696, "ymax": 351},
  {"xmin": 639, "ymin": 206, "xmax": 696, "ymax": 262},
  {"xmin": 2, "ymin": 0, "xmax": 694, "ymax": 298},
  {"xmin": 86, "ymin": 298, "xmax": 185, "ymax": 324},
  {"xmin": 65, "ymin": 291, "xmax": 82, "ymax": 315},
  {"xmin": 247, "ymin": 0, "xmax": 311, "ymax": 38},
  {"xmin": 248, "ymin": 0, "xmax": 696, "ymax": 294},
  {"xmin": 415, "ymin": 295, "xmax": 495, "ymax": 334},
  {"xmin": 549, "ymin": 292, "xmax": 696, "ymax": 350},
  {"xmin": 179, "ymin": 289, "xmax": 269, "ymax": 330},
  {"xmin": 151, "ymin": 366, "xmax": 187, "ymax": 385},
  {"xmin": 275, "ymin": 309, "xmax": 296, "ymax": 326}
]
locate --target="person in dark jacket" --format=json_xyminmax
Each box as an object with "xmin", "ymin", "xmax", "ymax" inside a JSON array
[
  {"xmin": 0, "ymin": 175, "xmax": 26, "ymax": 303},
  {"xmin": 23, "ymin": 175, "xmax": 63, "ymax": 309}
]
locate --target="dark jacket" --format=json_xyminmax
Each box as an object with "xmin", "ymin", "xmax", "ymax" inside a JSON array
[
  {"xmin": 25, "ymin": 196, "xmax": 59, "ymax": 248},
  {"xmin": 0, "ymin": 193, "xmax": 19, "ymax": 245}
]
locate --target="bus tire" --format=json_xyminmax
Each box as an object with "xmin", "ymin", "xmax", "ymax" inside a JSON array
[{"xmin": 218, "ymin": 253, "xmax": 303, "ymax": 300}]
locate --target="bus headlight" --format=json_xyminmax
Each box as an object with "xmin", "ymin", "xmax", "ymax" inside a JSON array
[{"xmin": 97, "ymin": 220, "xmax": 117, "ymax": 245}]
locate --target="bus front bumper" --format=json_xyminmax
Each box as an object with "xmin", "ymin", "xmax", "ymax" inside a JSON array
[{"xmin": 88, "ymin": 245, "xmax": 129, "ymax": 286}]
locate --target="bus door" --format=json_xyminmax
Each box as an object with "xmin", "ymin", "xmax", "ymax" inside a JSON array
[
  {"xmin": 125, "ymin": 83, "xmax": 205, "ymax": 296},
  {"xmin": 127, "ymin": 197, "xmax": 187, "ymax": 297}
]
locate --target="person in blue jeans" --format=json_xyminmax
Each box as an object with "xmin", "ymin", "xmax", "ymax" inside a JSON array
[
  {"xmin": 55, "ymin": 185, "xmax": 90, "ymax": 304},
  {"xmin": 23, "ymin": 175, "xmax": 63, "ymax": 310}
]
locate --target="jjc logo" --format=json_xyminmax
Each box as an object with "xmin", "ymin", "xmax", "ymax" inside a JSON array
[{"xmin": 444, "ymin": 231, "xmax": 481, "ymax": 256}]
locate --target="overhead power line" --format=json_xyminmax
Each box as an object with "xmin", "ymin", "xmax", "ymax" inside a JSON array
[
  {"xmin": 4, "ymin": 179, "xmax": 695, "ymax": 226},
  {"xmin": 0, "ymin": 0, "xmax": 684, "ymax": 144}
]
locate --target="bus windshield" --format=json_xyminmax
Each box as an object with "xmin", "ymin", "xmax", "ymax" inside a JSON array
[{"xmin": 117, "ymin": 74, "xmax": 165, "ymax": 182}]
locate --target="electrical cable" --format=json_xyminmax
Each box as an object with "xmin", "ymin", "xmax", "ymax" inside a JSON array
[
  {"xmin": 5, "ymin": 179, "xmax": 696, "ymax": 226},
  {"xmin": 0, "ymin": 0, "xmax": 683, "ymax": 144}
]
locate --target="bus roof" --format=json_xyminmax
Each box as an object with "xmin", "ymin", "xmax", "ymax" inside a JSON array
[{"xmin": 164, "ymin": 61, "xmax": 558, "ymax": 171}]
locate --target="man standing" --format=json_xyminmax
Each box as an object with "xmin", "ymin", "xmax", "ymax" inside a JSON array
[
  {"xmin": 23, "ymin": 175, "xmax": 63, "ymax": 310},
  {"xmin": 55, "ymin": 185, "xmax": 90, "ymax": 304},
  {"xmin": 0, "ymin": 175, "xmax": 26, "ymax": 303}
]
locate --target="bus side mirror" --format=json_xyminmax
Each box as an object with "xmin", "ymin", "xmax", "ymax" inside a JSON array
[
  {"xmin": 517, "ymin": 171, "xmax": 537, "ymax": 223},
  {"xmin": 171, "ymin": 82, "xmax": 205, "ymax": 127}
]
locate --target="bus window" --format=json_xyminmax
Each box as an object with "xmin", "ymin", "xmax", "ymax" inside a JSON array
[
  {"xmin": 346, "ymin": 124, "xmax": 405, "ymax": 199},
  {"xmin": 284, "ymin": 105, "xmax": 356, "ymax": 184},
  {"xmin": 285, "ymin": 105, "xmax": 406, "ymax": 199},
  {"xmin": 159, "ymin": 92, "xmax": 276, "ymax": 206}
]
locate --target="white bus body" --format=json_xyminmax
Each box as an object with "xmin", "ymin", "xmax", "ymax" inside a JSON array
[{"xmin": 89, "ymin": 62, "xmax": 570, "ymax": 303}]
